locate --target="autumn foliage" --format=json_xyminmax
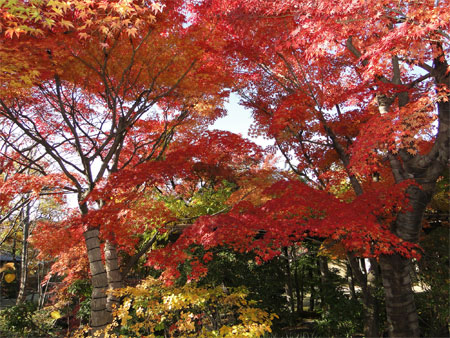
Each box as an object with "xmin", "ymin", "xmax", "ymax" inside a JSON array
[{"xmin": 0, "ymin": 0, "xmax": 448, "ymax": 337}]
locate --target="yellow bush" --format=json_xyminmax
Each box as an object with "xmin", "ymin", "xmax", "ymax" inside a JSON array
[{"xmin": 99, "ymin": 277, "xmax": 275, "ymax": 338}]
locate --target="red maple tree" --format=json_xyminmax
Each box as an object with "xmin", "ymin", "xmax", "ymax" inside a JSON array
[
  {"xmin": 166, "ymin": 1, "xmax": 448, "ymax": 336},
  {"xmin": 1, "ymin": 0, "xmax": 233, "ymax": 331}
]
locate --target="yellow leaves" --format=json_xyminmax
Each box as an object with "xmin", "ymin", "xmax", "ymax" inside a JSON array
[
  {"xmin": 0, "ymin": 262, "xmax": 15, "ymax": 272},
  {"xmin": 150, "ymin": 2, "xmax": 165, "ymax": 14},
  {"xmin": 5, "ymin": 26, "xmax": 24, "ymax": 38},
  {"xmin": 50, "ymin": 311, "xmax": 62, "ymax": 319},
  {"xmin": 1, "ymin": 0, "xmax": 71, "ymax": 38},
  {"xmin": 178, "ymin": 311, "xmax": 196, "ymax": 332},
  {"xmin": 135, "ymin": 307, "xmax": 144, "ymax": 318},
  {"xmin": 78, "ymin": 32, "xmax": 89, "ymax": 40},
  {"xmin": 100, "ymin": 277, "xmax": 274, "ymax": 337},
  {"xmin": 0, "ymin": 264, "xmax": 19, "ymax": 288},
  {"xmin": 4, "ymin": 273, "xmax": 16, "ymax": 283},
  {"xmin": 46, "ymin": 0, "xmax": 71, "ymax": 16},
  {"xmin": 117, "ymin": 297, "xmax": 133, "ymax": 326},
  {"xmin": 43, "ymin": 17, "xmax": 55, "ymax": 29},
  {"xmin": 1, "ymin": 0, "xmax": 159, "ymax": 43},
  {"xmin": 112, "ymin": 0, "xmax": 134, "ymax": 17},
  {"xmin": 99, "ymin": 25, "xmax": 110, "ymax": 35}
]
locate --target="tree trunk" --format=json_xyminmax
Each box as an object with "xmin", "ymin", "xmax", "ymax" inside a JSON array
[
  {"xmin": 379, "ymin": 49, "xmax": 449, "ymax": 337},
  {"xmin": 363, "ymin": 260, "xmax": 380, "ymax": 338},
  {"xmin": 377, "ymin": 170, "xmax": 433, "ymax": 336},
  {"xmin": 308, "ymin": 267, "xmax": 315, "ymax": 312},
  {"xmin": 294, "ymin": 264, "xmax": 302, "ymax": 313},
  {"xmin": 348, "ymin": 255, "xmax": 380, "ymax": 337},
  {"xmin": 378, "ymin": 186, "xmax": 431, "ymax": 337},
  {"xmin": 16, "ymin": 204, "xmax": 30, "ymax": 305},
  {"xmin": 83, "ymin": 227, "xmax": 111, "ymax": 332},
  {"xmin": 104, "ymin": 240, "xmax": 123, "ymax": 313},
  {"xmin": 283, "ymin": 247, "xmax": 295, "ymax": 316},
  {"xmin": 346, "ymin": 263, "xmax": 357, "ymax": 301},
  {"xmin": 317, "ymin": 256, "xmax": 329, "ymax": 309},
  {"xmin": 379, "ymin": 255, "xmax": 419, "ymax": 337}
]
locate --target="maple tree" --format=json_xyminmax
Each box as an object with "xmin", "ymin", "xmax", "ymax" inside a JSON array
[
  {"xmin": 164, "ymin": 1, "xmax": 448, "ymax": 336},
  {"xmin": 0, "ymin": 0, "xmax": 233, "ymax": 332}
]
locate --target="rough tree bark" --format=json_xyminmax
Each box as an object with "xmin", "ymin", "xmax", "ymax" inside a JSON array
[
  {"xmin": 283, "ymin": 247, "xmax": 296, "ymax": 317},
  {"xmin": 83, "ymin": 227, "xmax": 111, "ymax": 331},
  {"xmin": 104, "ymin": 240, "xmax": 123, "ymax": 313}
]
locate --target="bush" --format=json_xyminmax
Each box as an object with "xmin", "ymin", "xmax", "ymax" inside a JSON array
[
  {"xmin": 85, "ymin": 277, "xmax": 276, "ymax": 338},
  {"xmin": 0, "ymin": 302, "xmax": 57, "ymax": 337}
]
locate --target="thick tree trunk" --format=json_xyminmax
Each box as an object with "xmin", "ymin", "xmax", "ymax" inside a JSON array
[
  {"xmin": 379, "ymin": 254, "xmax": 419, "ymax": 337},
  {"xmin": 377, "ymin": 183, "xmax": 435, "ymax": 335},
  {"xmin": 104, "ymin": 240, "xmax": 123, "ymax": 313},
  {"xmin": 378, "ymin": 186, "xmax": 433, "ymax": 337},
  {"xmin": 379, "ymin": 49, "xmax": 449, "ymax": 337},
  {"xmin": 83, "ymin": 228, "xmax": 111, "ymax": 332}
]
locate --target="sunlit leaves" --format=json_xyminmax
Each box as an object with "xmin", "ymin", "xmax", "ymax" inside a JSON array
[
  {"xmin": 4, "ymin": 273, "xmax": 15, "ymax": 283},
  {"xmin": 50, "ymin": 311, "xmax": 62, "ymax": 320},
  {"xmin": 100, "ymin": 277, "xmax": 274, "ymax": 337}
]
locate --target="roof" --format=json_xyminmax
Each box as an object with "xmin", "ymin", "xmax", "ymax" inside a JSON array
[{"xmin": 0, "ymin": 252, "xmax": 21, "ymax": 262}]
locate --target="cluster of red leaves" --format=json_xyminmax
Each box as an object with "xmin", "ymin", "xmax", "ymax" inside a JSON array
[
  {"xmin": 0, "ymin": 173, "xmax": 69, "ymax": 207},
  {"xmin": 3, "ymin": 0, "xmax": 446, "ymax": 297},
  {"xmin": 349, "ymin": 96, "xmax": 437, "ymax": 175},
  {"xmin": 91, "ymin": 130, "xmax": 263, "ymax": 201},
  {"xmin": 148, "ymin": 179, "xmax": 420, "ymax": 283},
  {"xmin": 31, "ymin": 213, "xmax": 88, "ymax": 284}
]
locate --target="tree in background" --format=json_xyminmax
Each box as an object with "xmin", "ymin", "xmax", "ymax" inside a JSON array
[{"xmin": 0, "ymin": 131, "xmax": 68, "ymax": 305}]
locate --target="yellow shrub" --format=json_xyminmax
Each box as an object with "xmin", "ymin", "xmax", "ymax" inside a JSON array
[{"xmin": 98, "ymin": 277, "xmax": 275, "ymax": 338}]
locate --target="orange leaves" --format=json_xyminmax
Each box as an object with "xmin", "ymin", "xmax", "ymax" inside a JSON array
[
  {"xmin": 59, "ymin": 18, "xmax": 73, "ymax": 29},
  {"xmin": 31, "ymin": 215, "xmax": 84, "ymax": 259},
  {"xmin": 126, "ymin": 26, "xmax": 137, "ymax": 37},
  {"xmin": 0, "ymin": 1, "xmax": 164, "ymax": 47},
  {"xmin": 4, "ymin": 25, "xmax": 24, "ymax": 38},
  {"xmin": 70, "ymin": 0, "xmax": 160, "ymax": 40}
]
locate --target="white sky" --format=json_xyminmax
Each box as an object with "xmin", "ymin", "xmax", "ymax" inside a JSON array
[{"xmin": 211, "ymin": 93, "xmax": 272, "ymax": 148}]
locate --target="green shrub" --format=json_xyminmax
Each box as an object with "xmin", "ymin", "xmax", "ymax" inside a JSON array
[{"xmin": 0, "ymin": 302, "xmax": 57, "ymax": 337}]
